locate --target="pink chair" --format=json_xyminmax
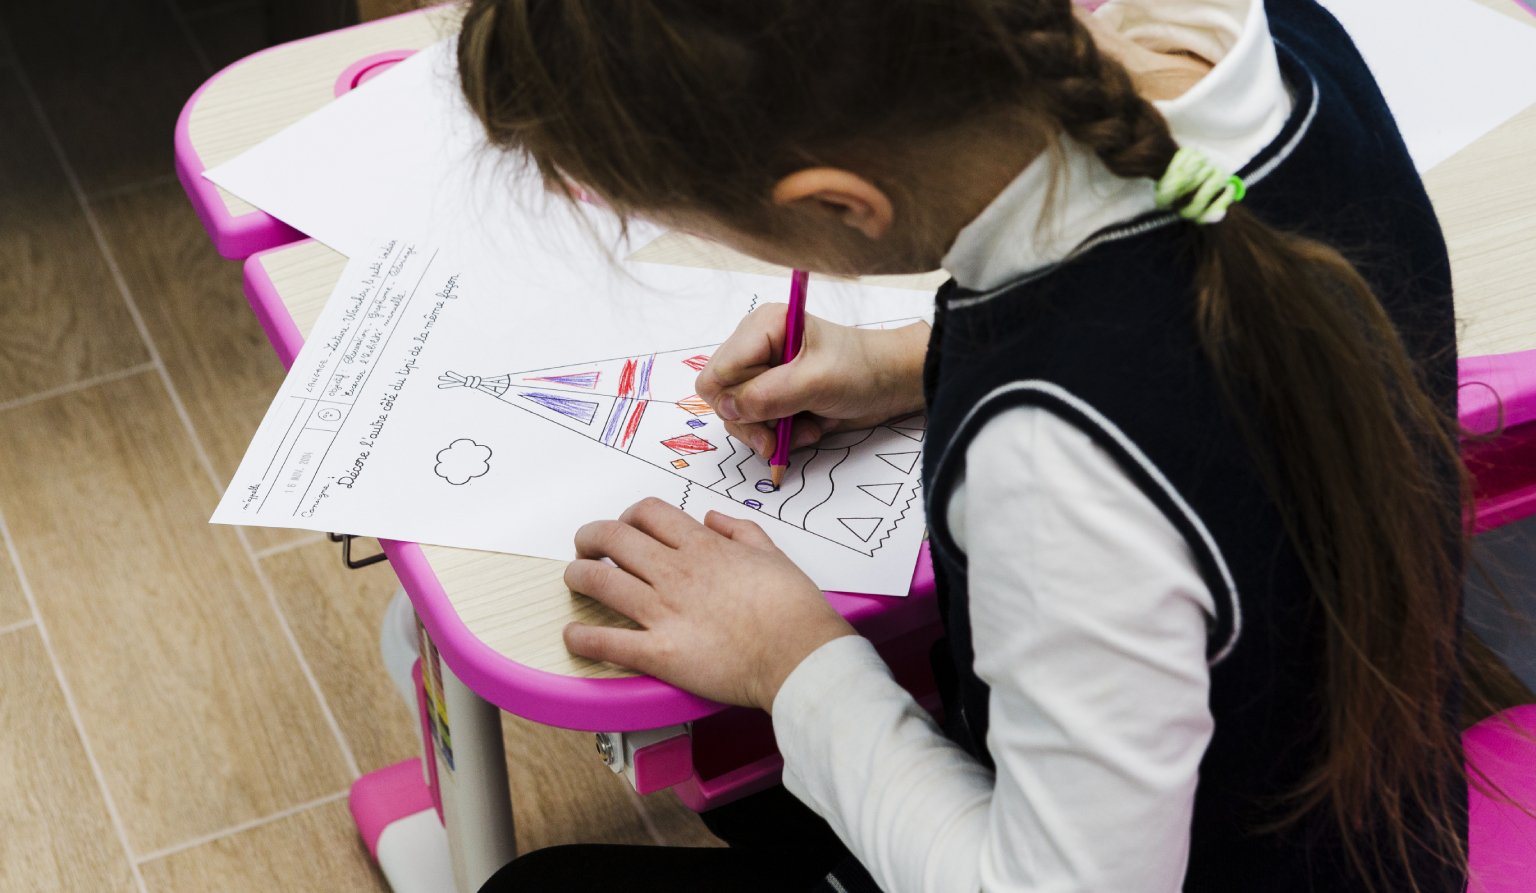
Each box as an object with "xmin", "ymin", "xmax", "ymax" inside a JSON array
[
  {"xmin": 1460, "ymin": 349, "xmax": 1536, "ymax": 533},
  {"xmin": 1466, "ymin": 704, "xmax": 1536, "ymax": 892}
]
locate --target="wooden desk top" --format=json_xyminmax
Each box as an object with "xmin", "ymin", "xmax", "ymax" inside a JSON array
[{"xmin": 239, "ymin": 1, "xmax": 1536, "ymax": 681}]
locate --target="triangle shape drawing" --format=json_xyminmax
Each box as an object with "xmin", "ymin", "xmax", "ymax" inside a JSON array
[
  {"xmin": 838, "ymin": 517, "xmax": 882, "ymax": 542},
  {"xmin": 857, "ymin": 483, "xmax": 902, "ymax": 506},
  {"xmin": 890, "ymin": 427, "xmax": 924, "ymax": 443},
  {"xmin": 442, "ymin": 343, "xmax": 927, "ymax": 557},
  {"xmin": 518, "ymin": 391, "xmax": 600, "ymax": 425},
  {"xmin": 525, "ymin": 371, "xmax": 600, "ymax": 389}
]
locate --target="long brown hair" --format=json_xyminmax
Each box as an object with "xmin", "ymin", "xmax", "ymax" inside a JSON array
[{"xmin": 458, "ymin": 1, "xmax": 1473, "ymax": 886}]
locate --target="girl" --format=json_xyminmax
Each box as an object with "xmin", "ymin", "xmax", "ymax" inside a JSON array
[{"xmin": 459, "ymin": 0, "xmax": 1471, "ymax": 890}]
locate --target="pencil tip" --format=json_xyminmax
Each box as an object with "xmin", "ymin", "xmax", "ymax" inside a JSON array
[{"xmin": 770, "ymin": 465, "xmax": 784, "ymax": 489}]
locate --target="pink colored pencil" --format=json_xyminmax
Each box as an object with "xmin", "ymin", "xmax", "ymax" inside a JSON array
[{"xmin": 769, "ymin": 269, "xmax": 810, "ymax": 489}]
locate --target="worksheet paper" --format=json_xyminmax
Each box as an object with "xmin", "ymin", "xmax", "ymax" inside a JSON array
[
  {"xmin": 212, "ymin": 239, "xmax": 933, "ymax": 596},
  {"xmin": 202, "ymin": 0, "xmax": 1536, "ymax": 260}
]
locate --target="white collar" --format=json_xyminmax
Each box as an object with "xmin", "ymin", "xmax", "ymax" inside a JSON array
[{"xmin": 941, "ymin": 0, "xmax": 1293, "ymax": 292}]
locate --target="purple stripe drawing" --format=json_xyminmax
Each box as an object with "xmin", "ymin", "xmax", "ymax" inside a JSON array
[
  {"xmin": 518, "ymin": 391, "xmax": 600, "ymax": 425},
  {"xmin": 524, "ymin": 371, "xmax": 600, "ymax": 389}
]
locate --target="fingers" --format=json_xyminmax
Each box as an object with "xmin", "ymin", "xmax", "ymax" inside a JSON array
[
  {"xmin": 727, "ymin": 415, "xmax": 826, "ymax": 459},
  {"xmin": 716, "ymin": 363, "xmax": 819, "ymax": 424},
  {"xmin": 573, "ymin": 519, "xmax": 671, "ymax": 583},
  {"xmin": 699, "ymin": 306, "xmax": 837, "ymax": 424},
  {"xmin": 725, "ymin": 420, "xmax": 776, "ymax": 457},
  {"xmin": 564, "ymin": 558, "xmax": 655, "ymax": 623},
  {"xmin": 704, "ymin": 510, "xmax": 777, "ymax": 550},
  {"xmin": 563, "ymin": 623, "xmax": 654, "ymax": 672},
  {"xmin": 787, "ymin": 416, "xmax": 826, "ymax": 451},
  {"xmin": 618, "ymin": 496, "xmax": 703, "ymax": 549},
  {"xmin": 696, "ymin": 304, "xmax": 788, "ymax": 406}
]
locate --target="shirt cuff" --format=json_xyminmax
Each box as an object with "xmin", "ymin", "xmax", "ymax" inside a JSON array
[
  {"xmin": 771, "ymin": 634, "xmax": 903, "ymax": 799},
  {"xmin": 772, "ymin": 633, "xmax": 888, "ymax": 719}
]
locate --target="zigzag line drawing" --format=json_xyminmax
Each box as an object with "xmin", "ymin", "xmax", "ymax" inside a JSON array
[{"xmin": 872, "ymin": 482, "xmax": 921, "ymax": 554}]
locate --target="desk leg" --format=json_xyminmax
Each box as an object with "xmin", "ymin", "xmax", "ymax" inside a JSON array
[{"xmin": 426, "ymin": 644, "xmax": 517, "ymax": 892}]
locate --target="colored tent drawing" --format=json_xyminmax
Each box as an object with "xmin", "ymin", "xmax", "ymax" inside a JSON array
[{"xmin": 438, "ymin": 338, "xmax": 924, "ymax": 557}]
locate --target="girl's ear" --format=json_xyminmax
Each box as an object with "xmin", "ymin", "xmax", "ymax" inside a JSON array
[{"xmin": 771, "ymin": 168, "xmax": 894, "ymax": 240}]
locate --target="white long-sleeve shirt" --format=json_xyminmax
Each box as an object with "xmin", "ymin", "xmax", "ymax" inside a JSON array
[{"xmin": 770, "ymin": 1, "xmax": 1294, "ymax": 890}]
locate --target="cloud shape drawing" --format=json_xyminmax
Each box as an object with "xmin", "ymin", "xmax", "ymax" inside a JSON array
[{"xmin": 435, "ymin": 438, "xmax": 492, "ymax": 486}]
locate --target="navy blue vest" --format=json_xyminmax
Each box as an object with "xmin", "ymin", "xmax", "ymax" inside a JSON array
[{"xmin": 919, "ymin": 2, "xmax": 1464, "ymax": 890}]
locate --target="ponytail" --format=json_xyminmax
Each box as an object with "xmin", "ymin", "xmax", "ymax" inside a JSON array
[{"xmin": 1190, "ymin": 208, "xmax": 1468, "ymax": 890}]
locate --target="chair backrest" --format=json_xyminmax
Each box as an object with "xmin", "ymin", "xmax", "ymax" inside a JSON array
[{"xmin": 1466, "ymin": 704, "xmax": 1536, "ymax": 892}]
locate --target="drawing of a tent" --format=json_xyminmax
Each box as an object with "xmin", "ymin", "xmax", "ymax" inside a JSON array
[{"xmin": 438, "ymin": 343, "xmax": 923, "ymax": 556}]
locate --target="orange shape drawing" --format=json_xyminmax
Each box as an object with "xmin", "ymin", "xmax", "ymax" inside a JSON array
[
  {"xmin": 675, "ymin": 394, "xmax": 713, "ymax": 416},
  {"xmin": 671, "ymin": 458, "xmax": 690, "ymax": 469}
]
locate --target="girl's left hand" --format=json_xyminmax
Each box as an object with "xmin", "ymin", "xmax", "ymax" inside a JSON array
[{"xmin": 562, "ymin": 497, "xmax": 856, "ymax": 711}]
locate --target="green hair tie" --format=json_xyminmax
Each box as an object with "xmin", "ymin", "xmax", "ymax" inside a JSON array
[{"xmin": 1154, "ymin": 146, "xmax": 1246, "ymax": 224}]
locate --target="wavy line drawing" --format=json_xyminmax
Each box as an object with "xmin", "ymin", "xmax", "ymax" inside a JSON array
[
  {"xmin": 439, "ymin": 322, "xmax": 925, "ymax": 556},
  {"xmin": 799, "ymin": 445, "xmax": 853, "ymax": 533}
]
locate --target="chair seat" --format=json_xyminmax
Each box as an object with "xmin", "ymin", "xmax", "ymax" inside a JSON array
[
  {"xmin": 1461, "ymin": 349, "xmax": 1536, "ymax": 436},
  {"xmin": 1466, "ymin": 704, "xmax": 1536, "ymax": 892}
]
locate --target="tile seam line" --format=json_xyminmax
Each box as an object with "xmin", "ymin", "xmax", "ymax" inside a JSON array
[
  {"xmin": 133, "ymin": 790, "xmax": 349, "ymax": 866},
  {"xmin": 0, "ymin": 506, "xmax": 148, "ymax": 893},
  {"xmin": 0, "ymin": 363, "xmax": 158, "ymax": 415},
  {"xmin": 9, "ymin": 31, "xmax": 363, "ymax": 782},
  {"xmin": 0, "ymin": 618, "xmax": 37, "ymax": 637},
  {"xmin": 86, "ymin": 173, "xmax": 184, "ymax": 205},
  {"xmin": 161, "ymin": 0, "xmax": 216, "ymax": 77},
  {"xmin": 0, "ymin": 32, "xmax": 150, "ymax": 891},
  {"xmin": 251, "ymin": 532, "xmax": 330, "ymax": 561},
  {"xmin": 623, "ymin": 783, "xmax": 669, "ymax": 846},
  {"xmin": 239, "ymin": 522, "xmax": 364, "ymax": 778}
]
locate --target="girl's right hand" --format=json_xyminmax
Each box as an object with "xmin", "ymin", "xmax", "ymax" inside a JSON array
[{"xmin": 696, "ymin": 305, "xmax": 930, "ymax": 459}]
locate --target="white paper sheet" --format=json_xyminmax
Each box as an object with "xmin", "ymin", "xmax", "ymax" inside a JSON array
[
  {"xmin": 206, "ymin": 39, "xmax": 658, "ymax": 260},
  {"xmin": 1318, "ymin": 0, "xmax": 1536, "ymax": 172},
  {"xmin": 213, "ymin": 238, "xmax": 933, "ymax": 596}
]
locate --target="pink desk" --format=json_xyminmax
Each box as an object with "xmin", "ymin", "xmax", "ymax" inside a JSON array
[{"xmin": 180, "ymin": 3, "xmax": 1536, "ymax": 890}]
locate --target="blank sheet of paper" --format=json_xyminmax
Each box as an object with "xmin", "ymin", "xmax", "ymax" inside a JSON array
[
  {"xmin": 1319, "ymin": 0, "xmax": 1536, "ymax": 172},
  {"xmin": 205, "ymin": 39, "xmax": 658, "ymax": 260}
]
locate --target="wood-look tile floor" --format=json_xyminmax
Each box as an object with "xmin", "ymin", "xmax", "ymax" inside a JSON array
[{"xmin": 0, "ymin": 4, "xmax": 718, "ymax": 890}]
